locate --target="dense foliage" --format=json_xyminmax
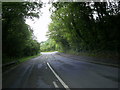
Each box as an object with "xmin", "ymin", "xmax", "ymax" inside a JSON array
[
  {"xmin": 40, "ymin": 39, "xmax": 59, "ymax": 52},
  {"xmin": 2, "ymin": 2, "xmax": 42, "ymax": 63},
  {"xmin": 42, "ymin": 2, "xmax": 120, "ymax": 58}
]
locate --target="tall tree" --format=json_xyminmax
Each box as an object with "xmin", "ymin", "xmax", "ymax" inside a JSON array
[
  {"xmin": 2, "ymin": 2, "xmax": 42, "ymax": 62},
  {"xmin": 46, "ymin": 2, "xmax": 120, "ymax": 57}
]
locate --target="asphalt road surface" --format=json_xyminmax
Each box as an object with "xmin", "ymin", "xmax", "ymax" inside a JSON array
[{"xmin": 3, "ymin": 52, "xmax": 119, "ymax": 89}]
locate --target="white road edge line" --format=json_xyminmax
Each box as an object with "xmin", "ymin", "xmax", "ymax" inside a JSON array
[
  {"xmin": 53, "ymin": 81, "xmax": 59, "ymax": 88},
  {"xmin": 47, "ymin": 62, "xmax": 70, "ymax": 90}
]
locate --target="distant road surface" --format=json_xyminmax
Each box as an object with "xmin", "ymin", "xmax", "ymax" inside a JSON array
[{"xmin": 3, "ymin": 52, "xmax": 119, "ymax": 89}]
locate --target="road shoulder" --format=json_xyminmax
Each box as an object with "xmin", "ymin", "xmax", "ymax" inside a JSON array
[{"xmin": 56, "ymin": 52, "xmax": 119, "ymax": 68}]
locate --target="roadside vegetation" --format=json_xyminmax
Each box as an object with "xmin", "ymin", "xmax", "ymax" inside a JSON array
[
  {"xmin": 2, "ymin": 2, "xmax": 42, "ymax": 64},
  {"xmin": 3, "ymin": 53, "xmax": 41, "ymax": 72},
  {"xmin": 2, "ymin": 2, "xmax": 120, "ymax": 68},
  {"xmin": 41, "ymin": 2, "xmax": 120, "ymax": 60}
]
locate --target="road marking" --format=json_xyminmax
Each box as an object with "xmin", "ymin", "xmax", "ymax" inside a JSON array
[
  {"xmin": 47, "ymin": 62, "xmax": 70, "ymax": 90},
  {"xmin": 53, "ymin": 81, "xmax": 59, "ymax": 88}
]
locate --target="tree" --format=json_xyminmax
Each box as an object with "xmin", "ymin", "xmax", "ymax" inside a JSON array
[
  {"xmin": 2, "ymin": 2, "xmax": 42, "ymax": 63},
  {"xmin": 46, "ymin": 2, "xmax": 120, "ymax": 58}
]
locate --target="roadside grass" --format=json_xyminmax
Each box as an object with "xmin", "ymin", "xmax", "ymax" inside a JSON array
[
  {"xmin": 3, "ymin": 57, "xmax": 17, "ymax": 65},
  {"xmin": 3, "ymin": 53, "xmax": 41, "ymax": 72},
  {"xmin": 18, "ymin": 53, "xmax": 41, "ymax": 63}
]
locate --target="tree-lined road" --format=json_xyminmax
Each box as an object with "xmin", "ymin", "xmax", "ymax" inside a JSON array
[{"xmin": 3, "ymin": 52, "xmax": 119, "ymax": 88}]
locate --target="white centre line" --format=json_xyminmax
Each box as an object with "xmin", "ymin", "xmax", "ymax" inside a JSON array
[
  {"xmin": 53, "ymin": 81, "xmax": 59, "ymax": 88},
  {"xmin": 47, "ymin": 62, "xmax": 70, "ymax": 90}
]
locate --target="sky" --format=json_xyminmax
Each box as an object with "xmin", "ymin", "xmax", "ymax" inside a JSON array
[{"xmin": 25, "ymin": 3, "xmax": 52, "ymax": 43}]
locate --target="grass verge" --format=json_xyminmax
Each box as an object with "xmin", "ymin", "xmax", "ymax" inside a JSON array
[
  {"xmin": 3, "ymin": 53, "xmax": 41, "ymax": 73},
  {"xmin": 18, "ymin": 54, "xmax": 41, "ymax": 63}
]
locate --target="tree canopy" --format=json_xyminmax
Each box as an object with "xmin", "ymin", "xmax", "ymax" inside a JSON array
[
  {"xmin": 2, "ymin": 2, "xmax": 42, "ymax": 63},
  {"xmin": 41, "ymin": 2, "xmax": 120, "ymax": 59}
]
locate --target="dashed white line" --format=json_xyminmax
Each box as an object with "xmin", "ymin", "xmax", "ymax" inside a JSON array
[
  {"xmin": 47, "ymin": 62, "xmax": 70, "ymax": 90},
  {"xmin": 53, "ymin": 81, "xmax": 59, "ymax": 88}
]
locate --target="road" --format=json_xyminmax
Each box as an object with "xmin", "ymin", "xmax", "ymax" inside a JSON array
[{"xmin": 2, "ymin": 52, "xmax": 119, "ymax": 89}]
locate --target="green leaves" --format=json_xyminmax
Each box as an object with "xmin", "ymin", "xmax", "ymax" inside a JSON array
[
  {"xmin": 46, "ymin": 2, "xmax": 120, "ymax": 55},
  {"xmin": 40, "ymin": 39, "xmax": 57, "ymax": 52},
  {"xmin": 2, "ymin": 2, "xmax": 41, "ymax": 60}
]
